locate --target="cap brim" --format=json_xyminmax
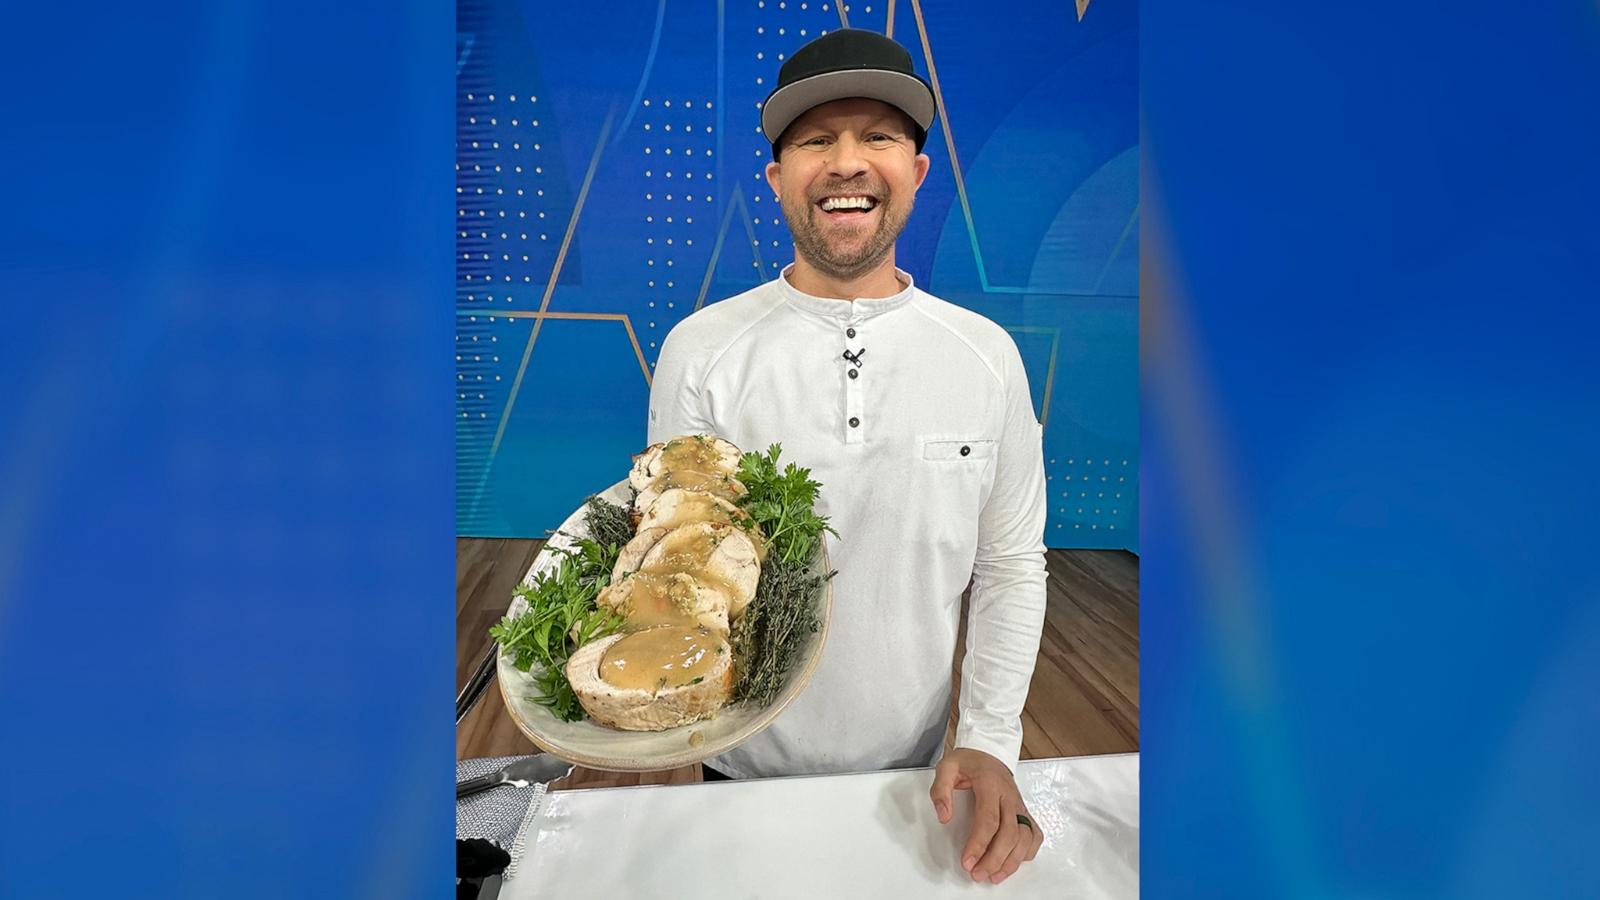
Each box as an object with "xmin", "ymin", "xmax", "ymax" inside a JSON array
[{"xmin": 761, "ymin": 69, "xmax": 936, "ymax": 145}]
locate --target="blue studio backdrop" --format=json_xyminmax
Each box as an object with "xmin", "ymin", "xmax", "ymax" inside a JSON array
[{"xmin": 455, "ymin": 0, "xmax": 1139, "ymax": 549}]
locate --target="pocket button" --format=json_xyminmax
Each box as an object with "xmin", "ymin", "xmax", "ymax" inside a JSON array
[{"xmin": 960, "ymin": 445, "xmax": 971, "ymax": 456}]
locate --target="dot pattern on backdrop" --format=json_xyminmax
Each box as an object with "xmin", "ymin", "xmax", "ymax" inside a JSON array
[
  {"xmin": 750, "ymin": 5, "xmax": 825, "ymax": 276},
  {"xmin": 1049, "ymin": 457, "xmax": 1133, "ymax": 534},
  {"xmin": 455, "ymin": 89, "xmax": 550, "ymax": 447},
  {"xmin": 640, "ymin": 97, "xmax": 719, "ymax": 358}
]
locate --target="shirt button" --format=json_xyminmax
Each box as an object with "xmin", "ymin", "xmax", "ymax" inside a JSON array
[
  {"xmin": 846, "ymin": 327, "xmax": 856, "ymax": 338},
  {"xmin": 960, "ymin": 445, "xmax": 971, "ymax": 456},
  {"xmin": 848, "ymin": 369, "xmax": 858, "ymax": 380},
  {"xmin": 848, "ymin": 416, "xmax": 860, "ymax": 428}
]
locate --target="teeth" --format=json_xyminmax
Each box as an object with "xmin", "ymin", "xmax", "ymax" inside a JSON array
[{"xmin": 821, "ymin": 196, "xmax": 876, "ymax": 212}]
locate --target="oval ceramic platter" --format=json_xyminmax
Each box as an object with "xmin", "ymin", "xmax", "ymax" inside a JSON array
[{"xmin": 495, "ymin": 478, "xmax": 833, "ymax": 772}]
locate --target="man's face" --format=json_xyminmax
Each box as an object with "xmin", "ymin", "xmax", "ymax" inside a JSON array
[{"xmin": 765, "ymin": 98, "xmax": 932, "ymax": 281}]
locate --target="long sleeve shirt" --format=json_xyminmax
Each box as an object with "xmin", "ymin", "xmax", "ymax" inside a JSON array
[{"xmin": 646, "ymin": 264, "xmax": 1048, "ymax": 778}]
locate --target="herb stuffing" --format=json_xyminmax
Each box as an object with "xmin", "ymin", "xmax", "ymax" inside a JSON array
[{"xmin": 731, "ymin": 444, "xmax": 837, "ymax": 706}]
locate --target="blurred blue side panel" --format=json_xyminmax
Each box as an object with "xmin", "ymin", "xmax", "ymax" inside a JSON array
[
  {"xmin": 0, "ymin": 1, "xmax": 454, "ymax": 897},
  {"xmin": 1143, "ymin": 1, "xmax": 1600, "ymax": 896}
]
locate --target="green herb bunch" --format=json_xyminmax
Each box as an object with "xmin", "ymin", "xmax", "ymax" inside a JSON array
[
  {"xmin": 488, "ymin": 496, "xmax": 636, "ymax": 722},
  {"xmin": 731, "ymin": 559, "xmax": 830, "ymax": 706},
  {"xmin": 583, "ymin": 495, "xmax": 635, "ymax": 551},
  {"xmin": 489, "ymin": 558, "xmax": 625, "ymax": 721},
  {"xmin": 732, "ymin": 443, "xmax": 837, "ymax": 706},
  {"xmin": 736, "ymin": 443, "xmax": 839, "ymax": 568}
]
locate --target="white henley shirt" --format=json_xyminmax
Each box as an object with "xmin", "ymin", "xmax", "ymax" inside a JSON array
[{"xmin": 647, "ymin": 264, "xmax": 1048, "ymax": 778}]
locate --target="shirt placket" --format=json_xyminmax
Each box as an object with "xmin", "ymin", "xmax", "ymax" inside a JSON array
[{"xmin": 842, "ymin": 315, "xmax": 865, "ymax": 444}]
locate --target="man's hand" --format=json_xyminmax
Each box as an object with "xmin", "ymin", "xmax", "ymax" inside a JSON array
[{"xmin": 930, "ymin": 747, "xmax": 1044, "ymax": 884}]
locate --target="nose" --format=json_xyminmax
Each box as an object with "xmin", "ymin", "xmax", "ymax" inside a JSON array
[{"xmin": 824, "ymin": 135, "xmax": 869, "ymax": 181}]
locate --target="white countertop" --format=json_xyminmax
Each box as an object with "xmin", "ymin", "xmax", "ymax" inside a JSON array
[{"xmin": 502, "ymin": 753, "xmax": 1138, "ymax": 899}]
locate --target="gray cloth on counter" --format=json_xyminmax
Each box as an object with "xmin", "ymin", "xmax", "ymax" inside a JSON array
[{"xmin": 455, "ymin": 756, "xmax": 550, "ymax": 854}]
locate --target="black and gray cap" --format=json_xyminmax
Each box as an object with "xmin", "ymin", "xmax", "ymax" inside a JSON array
[{"xmin": 760, "ymin": 29, "xmax": 936, "ymax": 158}]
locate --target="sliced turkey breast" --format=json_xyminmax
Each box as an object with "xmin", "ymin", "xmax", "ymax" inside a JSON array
[
  {"xmin": 630, "ymin": 435, "xmax": 746, "ymax": 512},
  {"xmin": 636, "ymin": 474, "xmax": 745, "ymax": 516},
  {"xmin": 638, "ymin": 488, "xmax": 767, "ymax": 562},
  {"xmin": 637, "ymin": 521, "xmax": 760, "ymax": 622},
  {"xmin": 627, "ymin": 442, "xmax": 666, "ymax": 493},
  {"xmin": 612, "ymin": 526, "xmax": 669, "ymax": 583},
  {"xmin": 567, "ymin": 626, "xmax": 734, "ymax": 731},
  {"xmin": 597, "ymin": 570, "xmax": 731, "ymax": 636},
  {"xmin": 629, "ymin": 435, "xmax": 743, "ymax": 494}
]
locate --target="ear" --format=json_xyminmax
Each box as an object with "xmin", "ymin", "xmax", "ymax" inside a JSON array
[
  {"xmin": 764, "ymin": 160, "xmax": 783, "ymax": 199},
  {"xmin": 912, "ymin": 153, "xmax": 932, "ymax": 190}
]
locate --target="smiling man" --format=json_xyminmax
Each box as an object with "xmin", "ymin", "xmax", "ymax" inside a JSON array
[
  {"xmin": 647, "ymin": 29, "xmax": 1049, "ymax": 885},
  {"xmin": 768, "ymin": 93, "xmax": 927, "ymax": 294}
]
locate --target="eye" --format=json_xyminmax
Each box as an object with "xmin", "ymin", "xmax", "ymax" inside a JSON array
[
  {"xmin": 801, "ymin": 136, "xmax": 831, "ymax": 147},
  {"xmin": 867, "ymin": 133, "xmax": 894, "ymax": 143}
]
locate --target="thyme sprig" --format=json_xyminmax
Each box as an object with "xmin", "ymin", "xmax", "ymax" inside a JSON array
[
  {"xmin": 731, "ymin": 556, "xmax": 833, "ymax": 706},
  {"xmin": 583, "ymin": 495, "xmax": 635, "ymax": 551}
]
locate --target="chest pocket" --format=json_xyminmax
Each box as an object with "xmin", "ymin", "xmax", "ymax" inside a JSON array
[
  {"xmin": 922, "ymin": 438, "xmax": 997, "ymax": 462},
  {"xmin": 915, "ymin": 437, "xmax": 998, "ymax": 555}
]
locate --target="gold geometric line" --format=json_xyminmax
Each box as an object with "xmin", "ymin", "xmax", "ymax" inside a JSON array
[
  {"xmin": 471, "ymin": 310, "xmax": 652, "ymax": 386},
  {"xmin": 885, "ymin": 0, "xmax": 896, "ymax": 39},
  {"xmin": 909, "ymin": 0, "xmax": 982, "ymax": 284},
  {"xmin": 488, "ymin": 106, "xmax": 616, "ymax": 462},
  {"xmin": 1002, "ymin": 325, "xmax": 1061, "ymax": 432},
  {"xmin": 835, "ymin": 1, "xmax": 851, "ymax": 29},
  {"xmin": 491, "ymin": 311, "xmax": 626, "ymax": 321},
  {"xmin": 1075, "ymin": 0, "xmax": 1092, "ymax": 22},
  {"xmin": 616, "ymin": 315, "xmax": 652, "ymax": 386}
]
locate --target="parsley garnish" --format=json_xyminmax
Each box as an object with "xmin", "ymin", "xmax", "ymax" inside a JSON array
[
  {"xmin": 488, "ymin": 498, "xmax": 634, "ymax": 722},
  {"xmin": 736, "ymin": 443, "xmax": 839, "ymax": 567}
]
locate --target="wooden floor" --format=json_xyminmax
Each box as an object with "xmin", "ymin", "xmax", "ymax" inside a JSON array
[{"xmin": 457, "ymin": 538, "xmax": 1137, "ymax": 791}]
